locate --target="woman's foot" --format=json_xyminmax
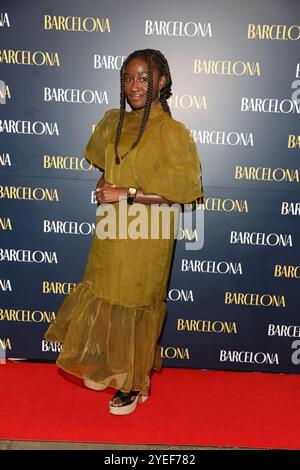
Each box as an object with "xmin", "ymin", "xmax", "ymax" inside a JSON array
[
  {"xmin": 84, "ymin": 378, "xmax": 108, "ymax": 391},
  {"xmin": 109, "ymin": 389, "xmax": 148, "ymax": 415}
]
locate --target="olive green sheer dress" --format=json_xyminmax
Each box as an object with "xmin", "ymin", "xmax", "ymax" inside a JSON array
[{"xmin": 44, "ymin": 101, "xmax": 203, "ymax": 394}]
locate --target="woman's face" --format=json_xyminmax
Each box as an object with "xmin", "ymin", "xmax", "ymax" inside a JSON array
[{"xmin": 124, "ymin": 57, "xmax": 166, "ymax": 110}]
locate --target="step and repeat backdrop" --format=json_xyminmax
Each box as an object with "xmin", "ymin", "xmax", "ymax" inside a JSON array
[{"xmin": 1, "ymin": 0, "xmax": 300, "ymax": 373}]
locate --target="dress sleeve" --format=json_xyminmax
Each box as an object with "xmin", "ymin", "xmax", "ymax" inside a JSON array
[
  {"xmin": 139, "ymin": 119, "xmax": 204, "ymax": 204},
  {"xmin": 84, "ymin": 109, "xmax": 118, "ymax": 171}
]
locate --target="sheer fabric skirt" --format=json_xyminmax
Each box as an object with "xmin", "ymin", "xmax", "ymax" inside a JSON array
[{"xmin": 44, "ymin": 201, "xmax": 179, "ymax": 393}]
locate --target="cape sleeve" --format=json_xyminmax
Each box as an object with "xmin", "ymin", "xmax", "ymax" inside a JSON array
[
  {"xmin": 139, "ymin": 119, "xmax": 204, "ymax": 204},
  {"xmin": 84, "ymin": 109, "xmax": 118, "ymax": 171}
]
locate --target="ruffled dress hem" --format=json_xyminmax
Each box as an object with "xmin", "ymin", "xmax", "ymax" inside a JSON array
[{"xmin": 44, "ymin": 280, "xmax": 166, "ymax": 394}]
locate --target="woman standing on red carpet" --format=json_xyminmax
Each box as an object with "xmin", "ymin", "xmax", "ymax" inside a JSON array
[{"xmin": 44, "ymin": 49, "xmax": 204, "ymax": 415}]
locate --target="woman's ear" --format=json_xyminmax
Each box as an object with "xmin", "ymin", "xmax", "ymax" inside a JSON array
[{"xmin": 159, "ymin": 75, "xmax": 167, "ymax": 90}]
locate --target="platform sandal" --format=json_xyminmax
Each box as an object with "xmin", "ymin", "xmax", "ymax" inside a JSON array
[
  {"xmin": 109, "ymin": 389, "xmax": 149, "ymax": 415},
  {"xmin": 84, "ymin": 378, "xmax": 108, "ymax": 391}
]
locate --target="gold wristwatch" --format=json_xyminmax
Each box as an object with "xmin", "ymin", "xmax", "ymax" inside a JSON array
[{"xmin": 127, "ymin": 186, "xmax": 137, "ymax": 205}]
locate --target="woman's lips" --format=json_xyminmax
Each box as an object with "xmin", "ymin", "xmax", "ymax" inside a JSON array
[{"xmin": 130, "ymin": 95, "xmax": 144, "ymax": 101}]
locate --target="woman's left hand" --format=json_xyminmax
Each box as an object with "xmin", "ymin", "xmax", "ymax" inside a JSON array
[{"xmin": 96, "ymin": 184, "xmax": 127, "ymax": 203}]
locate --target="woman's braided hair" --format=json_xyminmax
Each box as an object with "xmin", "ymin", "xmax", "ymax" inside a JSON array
[{"xmin": 115, "ymin": 49, "xmax": 173, "ymax": 164}]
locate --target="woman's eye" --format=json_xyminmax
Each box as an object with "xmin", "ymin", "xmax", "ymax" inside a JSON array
[{"xmin": 124, "ymin": 77, "xmax": 147, "ymax": 83}]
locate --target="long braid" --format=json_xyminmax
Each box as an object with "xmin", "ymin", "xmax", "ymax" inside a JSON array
[
  {"xmin": 115, "ymin": 49, "xmax": 173, "ymax": 165},
  {"xmin": 153, "ymin": 50, "xmax": 173, "ymax": 116}
]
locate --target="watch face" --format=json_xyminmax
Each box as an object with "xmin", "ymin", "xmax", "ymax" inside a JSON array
[{"xmin": 128, "ymin": 187, "xmax": 136, "ymax": 196}]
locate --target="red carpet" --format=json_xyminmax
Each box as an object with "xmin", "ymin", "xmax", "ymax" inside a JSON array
[{"xmin": 1, "ymin": 361, "xmax": 300, "ymax": 449}]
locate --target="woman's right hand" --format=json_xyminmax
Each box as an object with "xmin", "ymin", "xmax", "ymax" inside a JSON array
[{"xmin": 95, "ymin": 174, "xmax": 116, "ymax": 204}]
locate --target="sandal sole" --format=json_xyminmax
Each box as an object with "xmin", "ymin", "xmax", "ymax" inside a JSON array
[
  {"xmin": 109, "ymin": 394, "xmax": 148, "ymax": 415},
  {"xmin": 84, "ymin": 378, "xmax": 108, "ymax": 391}
]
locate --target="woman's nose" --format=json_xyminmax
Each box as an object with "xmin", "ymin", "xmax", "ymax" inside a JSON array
[{"xmin": 130, "ymin": 79, "xmax": 141, "ymax": 91}]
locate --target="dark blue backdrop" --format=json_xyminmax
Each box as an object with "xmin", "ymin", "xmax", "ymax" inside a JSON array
[{"xmin": 1, "ymin": 0, "xmax": 300, "ymax": 373}]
